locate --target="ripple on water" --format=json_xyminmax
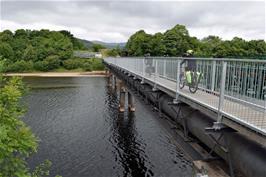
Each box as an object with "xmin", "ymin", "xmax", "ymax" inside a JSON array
[{"xmin": 22, "ymin": 77, "xmax": 192, "ymax": 177}]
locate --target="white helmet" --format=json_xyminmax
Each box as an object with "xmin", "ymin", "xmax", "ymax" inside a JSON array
[{"xmin": 186, "ymin": 50, "xmax": 193, "ymax": 54}]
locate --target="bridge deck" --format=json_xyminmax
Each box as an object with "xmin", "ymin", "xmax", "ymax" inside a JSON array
[{"xmin": 145, "ymin": 74, "xmax": 266, "ymax": 133}]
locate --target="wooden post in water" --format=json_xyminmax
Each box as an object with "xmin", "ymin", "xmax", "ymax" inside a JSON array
[
  {"xmin": 128, "ymin": 92, "xmax": 135, "ymax": 112},
  {"xmin": 108, "ymin": 72, "xmax": 113, "ymax": 87},
  {"xmin": 114, "ymin": 76, "xmax": 117, "ymax": 90},
  {"xmin": 118, "ymin": 80, "xmax": 126, "ymax": 112}
]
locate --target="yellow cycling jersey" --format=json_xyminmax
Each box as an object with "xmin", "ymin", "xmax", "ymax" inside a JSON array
[{"xmin": 185, "ymin": 71, "xmax": 201, "ymax": 84}]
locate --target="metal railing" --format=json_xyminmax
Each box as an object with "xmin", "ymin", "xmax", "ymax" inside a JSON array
[{"xmin": 104, "ymin": 57, "xmax": 266, "ymax": 135}]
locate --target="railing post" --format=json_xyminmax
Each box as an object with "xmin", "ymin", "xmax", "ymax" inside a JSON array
[
  {"xmin": 217, "ymin": 61, "xmax": 227, "ymax": 124},
  {"xmin": 174, "ymin": 60, "xmax": 181, "ymax": 103},
  {"xmin": 163, "ymin": 59, "xmax": 166, "ymax": 77},
  {"xmin": 134, "ymin": 58, "xmax": 137, "ymax": 73},
  {"xmin": 211, "ymin": 60, "xmax": 216, "ymax": 91},
  {"xmin": 153, "ymin": 59, "xmax": 158, "ymax": 91},
  {"xmin": 141, "ymin": 58, "xmax": 145, "ymax": 84}
]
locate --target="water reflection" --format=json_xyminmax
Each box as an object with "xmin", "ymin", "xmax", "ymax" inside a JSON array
[
  {"xmin": 22, "ymin": 77, "xmax": 192, "ymax": 177},
  {"xmin": 105, "ymin": 83, "xmax": 153, "ymax": 177}
]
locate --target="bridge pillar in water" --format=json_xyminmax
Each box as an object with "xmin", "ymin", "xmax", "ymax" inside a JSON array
[
  {"xmin": 128, "ymin": 92, "xmax": 135, "ymax": 112},
  {"xmin": 108, "ymin": 72, "xmax": 113, "ymax": 87},
  {"xmin": 117, "ymin": 79, "xmax": 136, "ymax": 113},
  {"xmin": 118, "ymin": 80, "xmax": 126, "ymax": 112},
  {"xmin": 113, "ymin": 76, "xmax": 117, "ymax": 90}
]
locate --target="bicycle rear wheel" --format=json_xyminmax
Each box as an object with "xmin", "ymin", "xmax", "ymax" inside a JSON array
[
  {"xmin": 189, "ymin": 72, "xmax": 198, "ymax": 93},
  {"xmin": 189, "ymin": 84, "xmax": 198, "ymax": 93}
]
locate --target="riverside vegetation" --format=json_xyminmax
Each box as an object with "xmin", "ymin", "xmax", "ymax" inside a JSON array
[
  {"xmin": 124, "ymin": 24, "xmax": 266, "ymax": 59},
  {"xmin": 0, "ymin": 61, "xmax": 60, "ymax": 176},
  {"xmin": 0, "ymin": 29, "xmax": 104, "ymax": 73}
]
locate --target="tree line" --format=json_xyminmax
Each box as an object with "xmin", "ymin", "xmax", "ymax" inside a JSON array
[
  {"xmin": 0, "ymin": 29, "xmax": 104, "ymax": 72},
  {"xmin": 124, "ymin": 24, "xmax": 266, "ymax": 59}
]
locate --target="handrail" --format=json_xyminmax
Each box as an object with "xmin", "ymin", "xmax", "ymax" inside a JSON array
[
  {"xmin": 104, "ymin": 57, "xmax": 266, "ymax": 135},
  {"xmin": 108, "ymin": 56, "xmax": 266, "ymax": 63}
]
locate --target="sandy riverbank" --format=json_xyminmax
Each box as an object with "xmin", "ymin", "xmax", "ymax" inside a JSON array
[{"xmin": 3, "ymin": 71, "xmax": 107, "ymax": 77}]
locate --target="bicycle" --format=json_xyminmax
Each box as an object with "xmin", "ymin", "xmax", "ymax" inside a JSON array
[{"xmin": 179, "ymin": 70, "xmax": 202, "ymax": 93}]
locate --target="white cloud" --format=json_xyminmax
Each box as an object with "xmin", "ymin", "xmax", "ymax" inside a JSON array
[{"xmin": 0, "ymin": 1, "xmax": 265, "ymax": 42}]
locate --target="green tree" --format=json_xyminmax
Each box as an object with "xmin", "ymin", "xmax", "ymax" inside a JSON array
[
  {"xmin": 0, "ymin": 30, "xmax": 13, "ymax": 44},
  {"xmin": 44, "ymin": 55, "xmax": 61, "ymax": 70},
  {"xmin": 0, "ymin": 42, "xmax": 14, "ymax": 60},
  {"xmin": 23, "ymin": 45, "xmax": 38, "ymax": 61},
  {"xmin": 199, "ymin": 35, "xmax": 223, "ymax": 57},
  {"xmin": 14, "ymin": 29, "xmax": 28, "ymax": 39},
  {"xmin": 0, "ymin": 76, "xmax": 52, "ymax": 176},
  {"xmin": 92, "ymin": 44, "xmax": 106, "ymax": 52},
  {"xmin": 162, "ymin": 24, "xmax": 190, "ymax": 56},
  {"xmin": 150, "ymin": 32, "xmax": 166, "ymax": 56},
  {"xmin": 126, "ymin": 30, "xmax": 152, "ymax": 56},
  {"xmin": 59, "ymin": 30, "xmax": 86, "ymax": 50}
]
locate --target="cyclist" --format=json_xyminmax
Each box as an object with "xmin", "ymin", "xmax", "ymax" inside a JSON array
[
  {"xmin": 181, "ymin": 50, "xmax": 197, "ymax": 84},
  {"xmin": 144, "ymin": 53, "xmax": 154, "ymax": 76}
]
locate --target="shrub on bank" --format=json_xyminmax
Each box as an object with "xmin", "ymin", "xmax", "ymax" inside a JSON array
[
  {"xmin": 5, "ymin": 60, "xmax": 33, "ymax": 72},
  {"xmin": 63, "ymin": 58, "xmax": 83, "ymax": 70},
  {"xmin": 44, "ymin": 55, "xmax": 61, "ymax": 70},
  {"xmin": 33, "ymin": 61, "xmax": 49, "ymax": 71},
  {"xmin": 33, "ymin": 55, "xmax": 61, "ymax": 71},
  {"xmin": 83, "ymin": 62, "xmax": 92, "ymax": 71},
  {"xmin": 91, "ymin": 58, "xmax": 104, "ymax": 70},
  {"xmin": 63, "ymin": 58, "xmax": 104, "ymax": 71}
]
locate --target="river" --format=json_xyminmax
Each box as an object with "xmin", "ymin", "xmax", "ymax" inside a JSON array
[{"xmin": 22, "ymin": 77, "xmax": 193, "ymax": 177}]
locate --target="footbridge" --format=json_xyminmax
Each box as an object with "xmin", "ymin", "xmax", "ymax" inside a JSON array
[{"xmin": 104, "ymin": 57, "xmax": 266, "ymax": 177}]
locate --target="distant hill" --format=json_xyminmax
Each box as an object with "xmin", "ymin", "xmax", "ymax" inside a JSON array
[
  {"xmin": 78, "ymin": 39, "xmax": 94, "ymax": 49},
  {"xmin": 78, "ymin": 38, "xmax": 126, "ymax": 49},
  {"xmin": 92, "ymin": 40, "xmax": 126, "ymax": 49}
]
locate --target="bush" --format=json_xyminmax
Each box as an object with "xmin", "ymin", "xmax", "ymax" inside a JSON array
[
  {"xmin": 34, "ymin": 61, "xmax": 49, "ymax": 71},
  {"xmin": 0, "ymin": 57, "xmax": 8, "ymax": 73},
  {"xmin": 61, "ymin": 58, "xmax": 104, "ymax": 71},
  {"xmin": 33, "ymin": 55, "xmax": 60, "ymax": 71},
  {"xmin": 91, "ymin": 58, "xmax": 104, "ymax": 70},
  {"xmin": 5, "ymin": 60, "xmax": 33, "ymax": 72},
  {"xmin": 63, "ymin": 58, "xmax": 83, "ymax": 70},
  {"xmin": 44, "ymin": 55, "xmax": 60, "ymax": 70},
  {"xmin": 82, "ymin": 62, "xmax": 92, "ymax": 71}
]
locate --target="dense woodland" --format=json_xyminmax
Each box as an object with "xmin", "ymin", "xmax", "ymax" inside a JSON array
[
  {"xmin": 1, "ymin": 25, "xmax": 265, "ymax": 73},
  {"xmin": 0, "ymin": 29, "xmax": 104, "ymax": 72},
  {"xmin": 124, "ymin": 24, "xmax": 266, "ymax": 59}
]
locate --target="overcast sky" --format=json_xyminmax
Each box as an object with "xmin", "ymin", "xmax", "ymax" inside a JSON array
[{"xmin": 0, "ymin": 0, "xmax": 265, "ymax": 42}]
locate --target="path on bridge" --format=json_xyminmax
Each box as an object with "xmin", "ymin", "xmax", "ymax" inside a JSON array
[{"xmin": 104, "ymin": 57, "xmax": 266, "ymax": 136}]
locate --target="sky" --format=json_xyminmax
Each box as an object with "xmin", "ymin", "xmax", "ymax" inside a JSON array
[{"xmin": 0, "ymin": 0, "xmax": 265, "ymax": 43}]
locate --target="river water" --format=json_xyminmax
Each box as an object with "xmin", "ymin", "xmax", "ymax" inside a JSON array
[{"xmin": 22, "ymin": 77, "xmax": 193, "ymax": 177}]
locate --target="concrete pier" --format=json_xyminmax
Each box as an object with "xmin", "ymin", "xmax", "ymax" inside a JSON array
[
  {"xmin": 108, "ymin": 73, "xmax": 113, "ymax": 87},
  {"xmin": 128, "ymin": 92, "xmax": 136, "ymax": 112},
  {"xmin": 118, "ymin": 80, "xmax": 126, "ymax": 112}
]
